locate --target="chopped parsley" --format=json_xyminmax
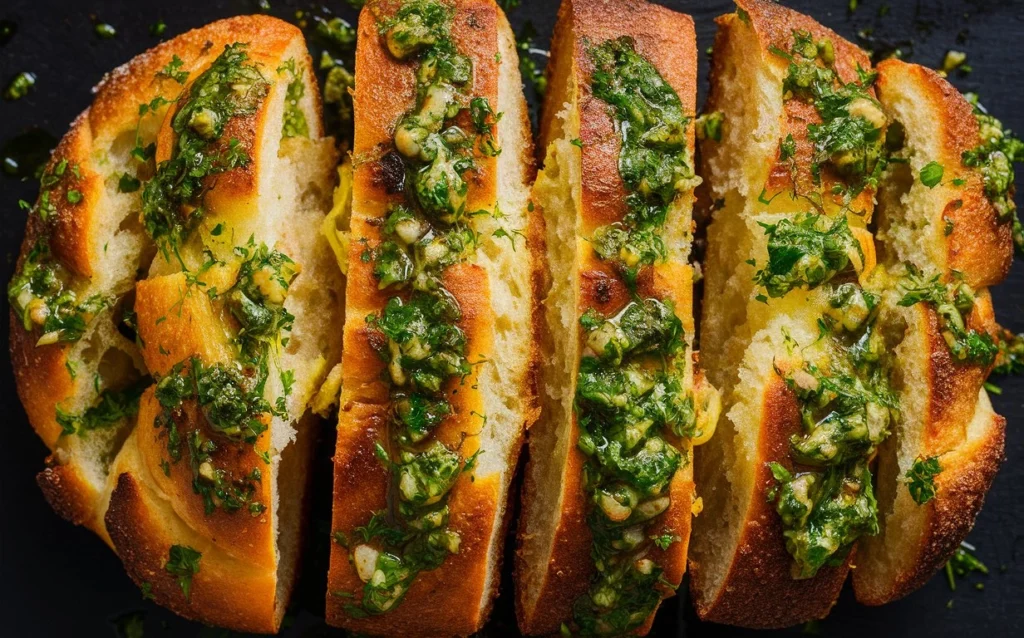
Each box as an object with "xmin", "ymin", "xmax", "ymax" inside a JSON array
[
  {"xmin": 4, "ymin": 71, "xmax": 36, "ymax": 101},
  {"xmin": 945, "ymin": 541, "xmax": 988, "ymax": 591},
  {"xmin": 906, "ymin": 455, "xmax": 941, "ymax": 505},
  {"xmin": 56, "ymin": 379, "xmax": 148, "ymax": 436},
  {"xmin": 8, "ymin": 159, "xmax": 111, "ymax": 346},
  {"xmin": 341, "ymin": 1, "xmax": 501, "ymax": 616},
  {"xmin": 566, "ymin": 37, "xmax": 701, "ymax": 634},
  {"xmin": 754, "ymin": 213, "xmax": 862, "ymax": 298},
  {"xmin": 961, "ymin": 108, "xmax": 1024, "ymax": 255},
  {"xmin": 772, "ymin": 29, "xmax": 887, "ymax": 198},
  {"xmin": 587, "ymin": 37, "xmax": 696, "ymax": 289},
  {"xmin": 920, "ymin": 161, "xmax": 944, "ymax": 188},
  {"xmin": 164, "ymin": 545, "xmax": 202, "ymax": 601},
  {"xmin": 696, "ymin": 111, "xmax": 724, "ymax": 142},
  {"xmin": 897, "ymin": 265, "xmax": 998, "ymax": 366},
  {"xmin": 278, "ymin": 59, "xmax": 309, "ymax": 139}
]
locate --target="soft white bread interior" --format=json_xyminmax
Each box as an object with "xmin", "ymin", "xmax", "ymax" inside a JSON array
[
  {"xmin": 11, "ymin": 16, "xmax": 342, "ymax": 632},
  {"xmin": 325, "ymin": 1, "xmax": 536, "ymax": 634},
  {"xmin": 516, "ymin": 0, "xmax": 712, "ymax": 635},
  {"xmin": 853, "ymin": 59, "xmax": 1009, "ymax": 606}
]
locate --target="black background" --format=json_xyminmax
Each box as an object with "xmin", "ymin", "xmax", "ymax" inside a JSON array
[{"xmin": 1, "ymin": 0, "xmax": 1022, "ymax": 636}]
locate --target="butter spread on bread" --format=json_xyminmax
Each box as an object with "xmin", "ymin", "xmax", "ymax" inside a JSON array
[
  {"xmin": 515, "ymin": 1, "xmax": 718, "ymax": 635},
  {"xmin": 10, "ymin": 16, "xmax": 343, "ymax": 632},
  {"xmin": 325, "ymin": 1, "xmax": 537, "ymax": 634}
]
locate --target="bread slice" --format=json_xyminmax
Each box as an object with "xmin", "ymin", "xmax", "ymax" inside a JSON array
[
  {"xmin": 690, "ymin": 0, "xmax": 884, "ymax": 627},
  {"xmin": 515, "ymin": 1, "xmax": 714, "ymax": 634},
  {"xmin": 324, "ymin": 1, "xmax": 537, "ymax": 634},
  {"xmin": 11, "ymin": 16, "xmax": 343, "ymax": 632},
  {"xmin": 852, "ymin": 59, "xmax": 1009, "ymax": 606}
]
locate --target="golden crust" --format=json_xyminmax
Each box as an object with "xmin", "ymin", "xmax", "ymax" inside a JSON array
[
  {"xmin": 875, "ymin": 59, "xmax": 1013, "ymax": 288},
  {"xmin": 517, "ymin": 1, "xmax": 698, "ymax": 634},
  {"xmin": 690, "ymin": 376, "xmax": 850, "ymax": 628},
  {"xmin": 36, "ymin": 458, "xmax": 112, "ymax": 546}
]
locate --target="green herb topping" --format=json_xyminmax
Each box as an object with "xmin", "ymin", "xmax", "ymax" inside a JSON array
[
  {"xmin": 565, "ymin": 36, "xmax": 701, "ymax": 635},
  {"xmin": 696, "ymin": 111, "xmax": 724, "ymax": 143},
  {"xmin": 897, "ymin": 265, "xmax": 997, "ymax": 366},
  {"xmin": 771, "ymin": 29, "xmax": 887, "ymax": 199},
  {"xmin": 920, "ymin": 161, "xmax": 944, "ymax": 188},
  {"xmin": 516, "ymin": 23, "xmax": 548, "ymax": 97},
  {"xmin": 961, "ymin": 109, "xmax": 1024, "ymax": 255},
  {"xmin": 587, "ymin": 37, "xmax": 696, "ymax": 285},
  {"xmin": 993, "ymin": 328, "xmax": 1024, "ymax": 376},
  {"xmin": 769, "ymin": 460, "xmax": 879, "ymax": 579},
  {"xmin": 769, "ymin": 274, "xmax": 896, "ymax": 578},
  {"xmin": 906, "ymin": 455, "xmax": 941, "ymax": 505},
  {"xmin": 151, "ymin": 241, "xmax": 295, "ymax": 515},
  {"xmin": 279, "ymin": 59, "xmax": 310, "ymax": 139},
  {"xmin": 572, "ymin": 302, "xmax": 694, "ymax": 633},
  {"xmin": 94, "ymin": 23, "xmax": 117, "ymax": 40},
  {"xmin": 8, "ymin": 158, "xmax": 110, "ymax": 346},
  {"xmin": 165, "ymin": 545, "xmax": 202, "ymax": 601},
  {"xmin": 56, "ymin": 379, "xmax": 149, "ymax": 436},
  {"xmin": 753, "ymin": 213, "xmax": 862, "ymax": 298},
  {"xmin": 141, "ymin": 43, "xmax": 269, "ymax": 255}
]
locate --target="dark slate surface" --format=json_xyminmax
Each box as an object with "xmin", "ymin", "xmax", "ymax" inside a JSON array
[{"xmin": 1, "ymin": 0, "xmax": 1022, "ymax": 636}]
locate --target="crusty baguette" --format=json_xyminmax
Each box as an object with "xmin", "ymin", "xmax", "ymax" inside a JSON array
[
  {"xmin": 691, "ymin": 0, "xmax": 882, "ymax": 627},
  {"xmin": 324, "ymin": 1, "xmax": 537, "ymax": 634},
  {"xmin": 11, "ymin": 16, "xmax": 343, "ymax": 632},
  {"xmin": 853, "ymin": 59, "xmax": 1009, "ymax": 606},
  {"xmin": 515, "ymin": 1, "xmax": 713, "ymax": 634}
]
